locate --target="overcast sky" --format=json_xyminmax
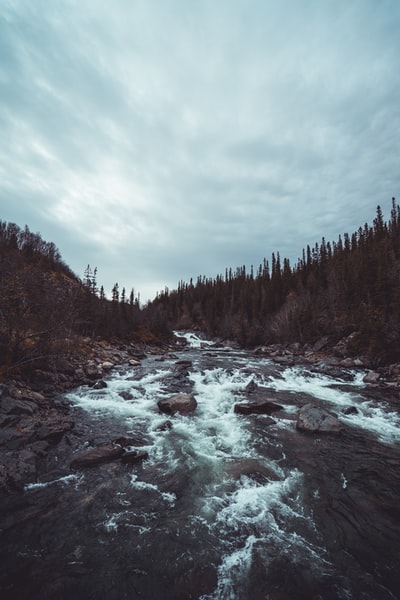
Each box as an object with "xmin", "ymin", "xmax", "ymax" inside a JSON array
[{"xmin": 1, "ymin": 1, "xmax": 399, "ymax": 302}]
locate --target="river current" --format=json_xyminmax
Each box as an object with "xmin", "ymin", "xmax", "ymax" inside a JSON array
[{"xmin": 2, "ymin": 333, "xmax": 400, "ymax": 599}]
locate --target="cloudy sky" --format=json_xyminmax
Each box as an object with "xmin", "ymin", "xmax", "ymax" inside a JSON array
[{"xmin": 1, "ymin": 1, "xmax": 399, "ymax": 302}]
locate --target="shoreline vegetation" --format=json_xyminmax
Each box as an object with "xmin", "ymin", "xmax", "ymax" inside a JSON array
[{"xmin": 1, "ymin": 199, "xmax": 400, "ymax": 491}]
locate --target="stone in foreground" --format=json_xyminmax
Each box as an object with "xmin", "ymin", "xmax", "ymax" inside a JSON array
[
  {"xmin": 70, "ymin": 444, "xmax": 123, "ymax": 469},
  {"xmin": 296, "ymin": 404, "xmax": 344, "ymax": 434},
  {"xmin": 158, "ymin": 393, "xmax": 197, "ymax": 415}
]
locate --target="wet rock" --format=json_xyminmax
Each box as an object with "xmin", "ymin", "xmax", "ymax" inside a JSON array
[
  {"xmin": 70, "ymin": 443, "xmax": 123, "ymax": 469},
  {"xmin": 343, "ymin": 406, "xmax": 359, "ymax": 415},
  {"xmin": 312, "ymin": 364, "xmax": 354, "ymax": 381},
  {"xmin": 85, "ymin": 361, "xmax": 103, "ymax": 379},
  {"xmin": 92, "ymin": 379, "xmax": 107, "ymax": 390},
  {"xmin": 19, "ymin": 390, "xmax": 46, "ymax": 404},
  {"xmin": 129, "ymin": 359, "xmax": 141, "ymax": 366},
  {"xmin": 157, "ymin": 420, "xmax": 173, "ymax": 431},
  {"xmin": 158, "ymin": 393, "xmax": 197, "ymax": 415},
  {"xmin": 245, "ymin": 379, "xmax": 258, "ymax": 394},
  {"xmin": 101, "ymin": 361, "xmax": 114, "ymax": 371},
  {"xmin": 340, "ymin": 358, "xmax": 356, "ymax": 368},
  {"xmin": 253, "ymin": 345, "xmax": 270, "ymax": 355},
  {"xmin": 121, "ymin": 450, "xmax": 148, "ymax": 464},
  {"xmin": 36, "ymin": 415, "xmax": 74, "ymax": 445},
  {"xmin": 173, "ymin": 361, "xmax": 192, "ymax": 378},
  {"xmin": 174, "ymin": 360, "xmax": 193, "ymax": 368},
  {"xmin": 234, "ymin": 400, "xmax": 283, "ymax": 415},
  {"xmin": 119, "ymin": 391, "xmax": 134, "ymax": 400},
  {"xmin": 1, "ymin": 396, "xmax": 38, "ymax": 416},
  {"xmin": 273, "ymin": 355, "xmax": 295, "ymax": 366},
  {"xmin": 363, "ymin": 371, "xmax": 381, "ymax": 384},
  {"xmin": 296, "ymin": 404, "xmax": 344, "ymax": 434}
]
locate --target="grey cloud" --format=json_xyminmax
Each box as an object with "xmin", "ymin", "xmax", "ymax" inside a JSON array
[{"xmin": 1, "ymin": 0, "xmax": 399, "ymax": 302}]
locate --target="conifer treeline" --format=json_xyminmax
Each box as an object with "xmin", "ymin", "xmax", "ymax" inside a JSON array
[
  {"xmin": 0, "ymin": 222, "xmax": 163, "ymax": 375},
  {"xmin": 146, "ymin": 199, "xmax": 400, "ymax": 362},
  {"xmin": 1, "ymin": 199, "xmax": 399, "ymax": 374}
]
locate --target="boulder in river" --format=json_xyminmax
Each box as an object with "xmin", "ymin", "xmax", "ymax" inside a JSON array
[
  {"xmin": 296, "ymin": 404, "xmax": 344, "ymax": 434},
  {"xmin": 121, "ymin": 450, "xmax": 148, "ymax": 464},
  {"xmin": 70, "ymin": 443, "xmax": 123, "ymax": 469},
  {"xmin": 234, "ymin": 400, "xmax": 283, "ymax": 415},
  {"xmin": 158, "ymin": 393, "xmax": 197, "ymax": 415},
  {"xmin": 343, "ymin": 406, "xmax": 359, "ymax": 416}
]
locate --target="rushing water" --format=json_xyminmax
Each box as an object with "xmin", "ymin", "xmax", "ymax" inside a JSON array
[{"xmin": 1, "ymin": 333, "xmax": 400, "ymax": 600}]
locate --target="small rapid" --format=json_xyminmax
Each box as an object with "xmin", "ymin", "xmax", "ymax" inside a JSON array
[{"xmin": 2, "ymin": 332, "xmax": 400, "ymax": 600}]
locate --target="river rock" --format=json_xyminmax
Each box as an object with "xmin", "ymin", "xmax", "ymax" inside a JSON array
[
  {"xmin": 343, "ymin": 406, "xmax": 359, "ymax": 415},
  {"xmin": 36, "ymin": 415, "xmax": 74, "ymax": 445},
  {"xmin": 86, "ymin": 361, "xmax": 103, "ymax": 379},
  {"xmin": 101, "ymin": 361, "xmax": 114, "ymax": 371},
  {"xmin": 1, "ymin": 396, "xmax": 38, "ymax": 416},
  {"xmin": 121, "ymin": 450, "xmax": 148, "ymax": 464},
  {"xmin": 296, "ymin": 404, "xmax": 344, "ymax": 434},
  {"xmin": 363, "ymin": 371, "xmax": 381, "ymax": 384},
  {"xmin": 92, "ymin": 379, "xmax": 107, "ymax": 390},
  {"xmin": 158, "ymin": 393, "xmax": 197, "ymax": 415},
  {"xmin": 245, "ymin": 379, "xmax": 258, "ymax": 394},
  {"xmin": 70, "ymin": 443, "xmax": 123, "ymax": 469},
  {"xmin": 234, "ymin": 400, "xmax": 283, "ymax": 415}
]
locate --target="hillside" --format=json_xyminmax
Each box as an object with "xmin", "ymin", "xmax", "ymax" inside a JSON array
[
  {"xmin": 146, "ymin": 200, "xmax": 400, "ymax": 364},
  {"xmin": 0, "ymin": 221, "xmax": 169, "ymax": 380},
  {"xmin": 2, "ymin": 200, "xmax": 399, "ymax": 377}
]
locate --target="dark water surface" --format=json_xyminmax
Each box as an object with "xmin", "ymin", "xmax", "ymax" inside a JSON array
[{"xmin": 1, "ymin": 334, "xmax": 400, "ymax": 599}]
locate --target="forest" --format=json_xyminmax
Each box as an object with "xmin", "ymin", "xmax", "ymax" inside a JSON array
[
  {"xmin": 0, "ymin": 199, "xmax": 399, "ymax": 377},
  {"xmin": 147, "ymin": 199, "xmax": 400, "ymax": 362}
]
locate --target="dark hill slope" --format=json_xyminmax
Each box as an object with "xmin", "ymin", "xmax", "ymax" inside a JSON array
[{"xmin": 0, "ymin": 221, "xmax": 168, "ymax": 380}]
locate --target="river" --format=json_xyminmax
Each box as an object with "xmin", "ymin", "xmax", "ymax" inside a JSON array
[{"xmin": 1, "ymin": 333, "xmax": 400, "ymax": 599}]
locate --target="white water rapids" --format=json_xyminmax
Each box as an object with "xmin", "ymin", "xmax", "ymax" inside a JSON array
[{"xmin": 47, "ymin": 332, "xmax": 399, "ymax": 599}]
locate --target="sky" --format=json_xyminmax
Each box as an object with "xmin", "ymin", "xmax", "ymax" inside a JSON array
[{"xmin": 1, "ymin": 0, "xmax": 399, "ymax": 303}]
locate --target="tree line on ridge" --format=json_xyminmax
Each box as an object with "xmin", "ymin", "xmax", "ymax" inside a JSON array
[
  {"xmin": 146, "ymin": 199, "xmax": 400, "ymax": 363},
  {"xmin": 1, "ymin": 198, "xmax": 399, "ymax": 377}
]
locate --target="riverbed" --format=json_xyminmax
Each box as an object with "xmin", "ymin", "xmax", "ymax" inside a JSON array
[{"xmin": 1, "ymin": 333, "xmax": 400, "ymax": 599}]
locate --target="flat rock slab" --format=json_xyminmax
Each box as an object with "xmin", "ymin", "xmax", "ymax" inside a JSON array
[
  {"xmin": 234, "ymin": 400, "xmax": 283, "ymax": 415},
  {"xmin": 70, "ymin": 444, "xmax": 123, "ymax": 469},
  {"xmin": 296, "ymin": 404, "xmax": 344, "ymax": 434}
]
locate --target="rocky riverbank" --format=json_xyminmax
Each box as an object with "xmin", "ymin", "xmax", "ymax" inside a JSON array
[
  {"xmin": 0, "ymin": 337, "xmax": 171, "ymax": 493},
  {"xmin": 1, "ymin": 331, "xmax": 399, "ymax": 494},
  {"xmin": 252, "ymin": 331, "xmax": 400, "ymax": 391}
]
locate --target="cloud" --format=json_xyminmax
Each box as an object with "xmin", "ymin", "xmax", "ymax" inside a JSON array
[{"xmin": 1, "ymin": 0, "xmax": 399, "ymax": 302}]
